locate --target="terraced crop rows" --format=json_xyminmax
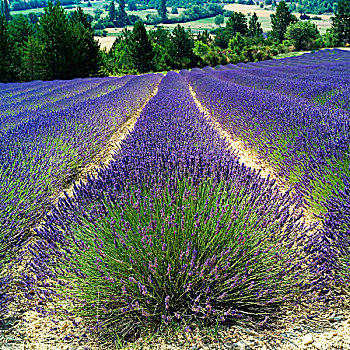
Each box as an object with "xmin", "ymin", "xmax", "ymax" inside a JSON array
[{"xmin": 0, "ymin": 49, "xmax": 349, "ymax": 349}]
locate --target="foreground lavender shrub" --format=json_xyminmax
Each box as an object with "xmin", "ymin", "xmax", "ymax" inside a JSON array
[{"xmin": 27, "ymin": 72, "xmax": 315, "ymax": 339}]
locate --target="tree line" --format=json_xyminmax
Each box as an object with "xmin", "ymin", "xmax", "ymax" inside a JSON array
[
  {"xmin": 0, "ymin": 0, "xmax": 349, "ymax": 82},
  {"xmin": 0, "ymin": 1, "xmax": 100, "ymax": 82},
  {"xmin": 103, "ymin": 0, "xmax": 350, "ymax": 74}
]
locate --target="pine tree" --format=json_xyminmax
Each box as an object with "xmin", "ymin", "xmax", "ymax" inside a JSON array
[
  {"xmin": 38, "ymin": 0, "xmax": 72, "ymax": 79},
  {"xmin": 225, "ymin": 12, "xmax": 248, "ymax": 38},
  {"xmin": 69, "ymin": 7, "xmax": 101, "ymax": 77},
  {"xmin": 108, "ymin": 1, "xmax": 115, "ymax": 21},
  {"xmin": 1, "ymin": 0, "xmax": 10, "ymax": 22},
  {"xmin": 331, "ymin": 0, "xmax": 350, "ymax": 45},
  {"xmin": 8, "ymin": 14, "xmax": 34, "ymax": 80},
  {"xmin": 270, "ymin": 1, "xmax": 297, "ymax": 42},
  {"xmin": 0, "ymin": 13, "xmax": 12, "ymax": 81},
  {"xmin": 157, "ymin": 0, "xmax": 167, "ymax": 20},
  {"xmin": 248, "ymin": 12, "xmax": 263, "ymax": 37},
  {"xmin": 129, "ymin": 21, "xmax": 154, "ymax": 72},
  {"xmin": 22, "ymin": 36, "xmax": 45, "ymax": 81},
  {"xmin": 117, "ymin": 0, "xmax": 127, "ymax": 19},
  {"xmin": 170, "ymin": 24, "xmax": 196, "ymax": 69}
]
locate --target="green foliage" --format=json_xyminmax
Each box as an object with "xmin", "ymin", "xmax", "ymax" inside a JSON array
[
  {"xmin": 117, "ymin": 0, "xmax": 127, "ymax": 19},
  {"xmin": 93, "ymin": 8, "xmax": 103, "ymax": 21},
  {"xmin": 109, "ymin": 1, "xmax": 116, "ymax": 21},
  {"xmin": 331, "ymin": 0, "xmax": 350, "ymax": 45},
  {"xmin": 226, "ymin": 11, "xmax": 248, "ymax": 38},
  {"xmin": 171, "ymin": 6, "xmax": 178, "ymax": 14},
  {"xmin": 152, "ymin": 42, "xmax": 172, "ymax": 71},
  {"xmin": 169, "ymin": 24, "xmax": 196, "ymax": 69},
  {"xmin": 248, "ymin": 12, "xmax": 263, "ymax": 37},
  {"xmin": 1, "ymin": 0, "xmax": 10, "ymax": 22},
  {"xmin": 69, "ymin": 7, "xmax": 102, "ymax": 77},
  {"xmin": 128, "ymin": 0, "xmax": 137, "ymax": 11},
  {"xmin": 215, "ymin": 14, "xmax": 224, "ymax": 26},
  {"xmin": 197, "ymin": 29, "xmax": 211, "ymax": 45},
  {"xmin": 285, "ymin": 20, "xmax": 320, "ymax": 50},
  {"xmin": 0, "ymin": 13, "xmax": 16, "ymax": 82},
  {"xmin": 228, "ymin": 32, "xmax": 246, "ymax": 54},
  {"xmin": 193, "ymin": 40, "xmax": 210, "ymax": 55},
  {"xmin": 38, "ymin": 0, "xmax": 72, "ymax": 79},
  {"xmin": 8, "ymin": 14, "xmax": 34, "ymax": 80},
  {"xmin": 22, "ymin": 35, "xmax": 45, "ymax": 81},
  {"xmin": 156, "ymin": 0, "xmax": 167, "ymax": 19},
  {"xmin": 130, "ymin": 21, "xmax": 154, "ymax": 72},
  {"xmin": 323, "ymin": 28, "xmax": 338, "ymax": 47},
  {"xmin": 270, "ymin": 1, "xmax": 297, "ymax": 42},
  {"xmin": 50, "ymin": 176, "xmax": 303, "ymax": 337}
]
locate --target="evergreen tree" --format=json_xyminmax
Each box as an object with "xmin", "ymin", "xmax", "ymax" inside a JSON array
[
  {"xmin": 156, "ymin": 0, "xmax": 167, "ymax": 20},
  {"xmin": 248, "ymin": 12, "xmax": 263, "ymax": 37},
  {"xmin": 69, "ymin": 7, "xmax": 101, "ymax": 77},
  {"xmin": 23, "ymin": 35, "xmax": 45, "ymax": 81},
  {"xmin": 1, "ymin": 0, "xmax": 10, "ymax": 22},
  {"xmin": 8, "ymin": 14, "xmax": 34, "ymax": 80},
  {"xmin": 331, "ymin": 0, "xmax": 350, "ymax": 45},
  {"xmin": 108, "ymin": 1, "xmax": 115, "ymax": 21},
  {"xmin": 229, "ymin": 32, "xmax": 246, "ymax": 54},
  {"xmin": 197, "ymin": 29, "xmax": 210, "ymax": 45},
  {"xmin": 226, "ymin": 12, "xmax": 248, "ymax": 37},
  {"xmin": 218, "ymin": 11, "xmax": 247, "ymax": 48},
  {"xmin": 117, "ymin": 0, "xmax": 127, "ymax": 19},
  {"xmin": 213, "ymin": 27, "xmax": 228, "ymax": 48},
  {"xmin": 38, "ymin": 0, "xmax": 72, "ymax": 79},
  {"xmin": 270, "ymin": 1, "xmax": 297, "ymax": 42},
  {"xmin": 0, "ymin": 13, "xmax": 14, "ymax": 82},
  {"xmin": 129, "ymin": 21, "xmax": 154, "ymax": 72},
  {"xmin": 170, "ymin": 24, "xmax": 196, "ymax": 69}
]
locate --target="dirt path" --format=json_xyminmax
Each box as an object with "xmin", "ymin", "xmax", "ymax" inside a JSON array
[
  {"xmin": 0, "ymin": 86, "xmax": 160, "ymax": 350},
  {"xmin": 189, "ymin": 84, "xmax": 289, "ymax": 193},
  {"xmin": 56, "ymin": 85, "xmax": 159, "ymax": 201}
]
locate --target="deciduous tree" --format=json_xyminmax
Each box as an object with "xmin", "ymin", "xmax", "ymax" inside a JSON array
[
  {"xmin": 215, "ymin": 14, "xmax": 224, "ymax": 26},
  {"xmin": 286, "ymin": 20, "xmax": 320, "ymax": 50}
]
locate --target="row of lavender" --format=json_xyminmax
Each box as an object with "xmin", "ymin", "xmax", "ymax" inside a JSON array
[
  {"xmin": 0, "ymin": 74, "xmax": 162, "ymax": 318},
  {"xmin": 187, "ymin": 49, "xmax": 350, "ymax": 286},
  {"xmin": 0, "ymin": 77, "xmax": 134, "ymax": 131},
  {"xmin": 23, "ymin": 73, "xmax": 333, "ymax": 341},
  {"xmin": 201, "ymin": 50, "xmax": 350, "ymax": 106}
]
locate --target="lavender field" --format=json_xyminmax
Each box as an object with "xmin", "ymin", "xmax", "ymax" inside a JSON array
[{"xmin": 0, "ymin": 49, "xmax": 349, "ymax": 349}]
